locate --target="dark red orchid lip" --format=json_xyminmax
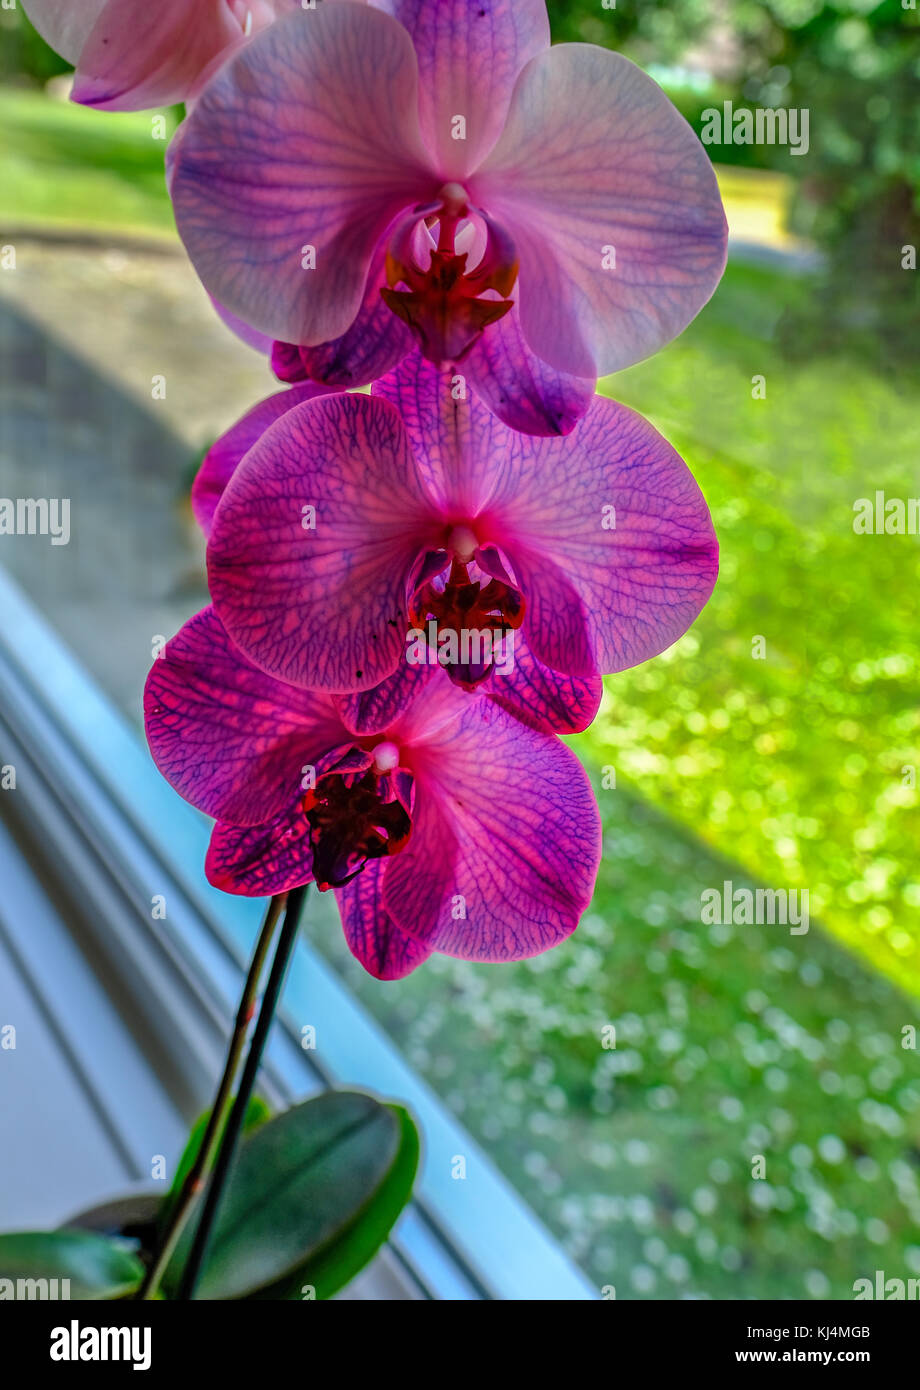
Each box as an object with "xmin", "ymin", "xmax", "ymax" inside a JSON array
[{"xmin": 303, "ymin": 758, "xmax": 413, "ymax": 891}]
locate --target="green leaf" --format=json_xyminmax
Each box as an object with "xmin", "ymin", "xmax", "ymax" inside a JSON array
[
  {"xmin": 0, "ymin": 1230, "xmax": 144, "ymax": 1300},
  {"xmin": 258, "ymin": 1102, "xmax": 420, "ymax": 1301},
  {"xmin": 158, "ymin": 1094, "xmax": 271, "ymax": 1233},
  {"xmin": 166, "ymin": 1090, "xmax": 417, "ymax": 1300}
]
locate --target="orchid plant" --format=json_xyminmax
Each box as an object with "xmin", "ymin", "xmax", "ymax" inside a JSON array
[{"xmin": 6, "ymin": 0, "xmax": 727, "ymax": 1301}]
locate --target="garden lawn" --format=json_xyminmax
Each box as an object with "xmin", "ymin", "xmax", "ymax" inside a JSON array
[
  {"xmin": 581, "ymin": 260, "xmax": 920, "ymax": 999},
  {"xmin": 0, "ymin": 88, "xmax": 177, "ymax": 238},
  {"xmin": 308, "ymin": 770, "xmax": 920, "ymax": 1300}
]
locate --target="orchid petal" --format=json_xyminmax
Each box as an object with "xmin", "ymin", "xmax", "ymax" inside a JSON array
[
  {"xmin": 377, "ymin": 0, "xmax": 550, "ymax": 177},
  {"xmin": 473, "ymin": 45, "xmax": 727, "ymax": 376},
  {"xmin": 495, "ymin": 396, "xmax": 719, "ymax": 677},
  {"xmin": 192, "ymin": 381, "xmax": 339, "ymax": 539},
  {"xmin": 170, "ymin": 5, "xmax": 436, "ymax": 346},
  {"xmin": 372, "ymin": 350, "xmax": 508, "ymax": 516},
  {"xmin": 210, "ymin": 295, "xmax": 274, "ymax": 356},
  {"xmin": 144, "ymin": 606, "xmax": 348, "ymax": 826},
  {"xmin": 383, "ymin": 697, "xmax": 600, "ymax": 960},
  {"xmin": 21, "ymin": 0, "xmax": 106, "ymax": 65},
  {"xmin": 208, "ymin": 392, "xmax": 439, "ymax": 691},
  {"xmin": 488, "ymin": 625, "xmax": 602, "ymax": 734},
  {"xmin": 333, "ymin": 662, "xmax": 436, "ymax": 737},
  {"xmin": 337, "ymin": 860, "xmax": 433, "ymax": 979},
  {"xmin": 293, "ymin": 238, "xmax": 416, "ymax": 387},
  {"xmin": 71, "ymin": 0, "xmax": 244, "ymax": 111},
  {"xmin": 461, "ymin": 301, "xmax": 595, "ymax": 436},
  {"xmin": 206, "ymin": 802, "xmax": 314, "ymax": 897}
]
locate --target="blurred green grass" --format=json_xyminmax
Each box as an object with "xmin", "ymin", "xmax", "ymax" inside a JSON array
[
  {"xmin": 311, "ymin": 771, "xmax": 920, "ymax": 1300},
  {"xmin": 0, "ymin": 88, "xmax": 177, "ymax": 237},
  {"xmin": 584, "ymin": 263, "xmax": 920, "ymax": 999}
]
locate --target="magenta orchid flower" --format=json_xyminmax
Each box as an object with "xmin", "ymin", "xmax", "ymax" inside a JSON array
[
  {"xmin": 192, "ymin": 373, "xmax": 603, "ymax": 735},
  {"xmin": 190, "ymin": 377, "xmax": 341, "ymax": 537},
  {"xmin": 201, "ymin": 354, "xmax": 717, "ymax": 730},
  {"xmin": 168, "ymin": 0, "xmax": 727, "ymax": 435},
  {"xmin": 22, "ymin": 0, "xmax": 298, "ymax": 111},
  {"xmin": 145, "ymin": 606, "xmax": 600, "ymax": 978}
]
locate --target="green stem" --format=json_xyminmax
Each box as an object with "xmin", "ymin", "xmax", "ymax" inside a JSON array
[
  {"xmin": 176, "ymin": 884, "xmax": 308, "ymax": 1300},
  {"xmin": 135, "ymin": 891, "xmax": 288, "ymax": 1301}
]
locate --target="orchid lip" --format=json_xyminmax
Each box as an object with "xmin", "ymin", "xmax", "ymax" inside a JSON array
[
  {"xmin": 407, "ymin": 537, "xmax": 526, "ymax": 691},
  {"xmin": 303, "ymin": 759, "xmax": 412, "ymax": 892},
  {"xmin": 380, "ymin": 191, "xmax": 519, "ymax": 368}
]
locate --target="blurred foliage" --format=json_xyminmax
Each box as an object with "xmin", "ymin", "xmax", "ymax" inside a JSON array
[
  {"xmin": 0, "ymin": 89, "xmax": 179, "ymax": 235},
  {"xmin": 547, "ymin": 0, "xmax": 920, "ymax": 350},
  {"xmin": 589, "ymin": 257, "xmax": 920, "ymax": 999},
  {"xmin": 0, "ymin": 6, "xmax": 70, "ymax": 85},
  {"xmin": 547, "ymin": 0, "xmax": 710, "ymax": 53},
  {"xmin": 761, "ymin": 0, "xmax": 920, "ymax": 355}
]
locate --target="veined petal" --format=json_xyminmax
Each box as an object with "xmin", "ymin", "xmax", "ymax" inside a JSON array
[
  {"xmin": 461, "ymin": 301, "xmax": 595, "ymax": 436},
  {"xmin": 144, "ymin": 606, "xmax": 348, "ymax": 826},
  {"xmin": 71, "ymin": 0, "xmax": 244, "ymax": 111},
  {"xmin": 383, "ymin": 696, "xmax": 600, "ymax": 960},
  {"xmin": 210, "ymin": 295, "xmax": 274, "ymax": 356},
  {"xmin": 293, "ymin": 237, "xmax": 415, "ymax": 386},
  {"xmin": 377, "ymin": 0, "xmax": 550, "ymax": 177},
  {"xmin": 170, "ymin": 4, "xmax": 437, "ymax": 346},
  {"xmin": 473, "ymin": 45, "xmax": 727, "ymax": 377},
  {"xmin": 336, "ymin": 860, "xmax": 433, "ymax": 979},
  {"xmin": 488, "ymin": 625, "xmax": 602, "ymax": 734},
  {"xmin": 494, "ymin": 396, "xmax": 719, "ymax": 677},
  {"xmin": 206, "ymin": 802, "xmax": 314, "ymax": 897},
  {"xmin": 192, "ymin": 381, "xmax": 339, "ymax": 538},
  {"xmin": 208, "ymin": 392, "xmax": 440, "ymax": 691},
  {"xmin": 333, "ymin": 661, "xmax": 436, "ymax": 737},
  {"xmin": 372, "ymin": 350, "xmax": 514, "ymax": 516}
]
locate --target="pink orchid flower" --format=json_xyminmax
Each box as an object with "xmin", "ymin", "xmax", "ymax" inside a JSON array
[
  {"xmin": 202, "ymin": 354, "xmax": 718, "ymax": 724},
  {"xmin": 22, "ymin": 0, "xmax": 298, "ymax": 111},
  {"xmin": 191, "ymin": 370, "xmax": 603, "ymax": 735},
  {"xmin": 144, "ymin": 606, "xmax": 601, "ymax": 978},
  {"xmin": 169, "ymin": 0, "xmax": 727, "ymax": 435}
]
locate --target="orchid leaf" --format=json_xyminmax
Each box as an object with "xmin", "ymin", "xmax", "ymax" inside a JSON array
[
  {"xmin": 0, "ymin": 1230, "xmax": 144, "ymax": 1300},
  {"xmin": 251, "ymin": 1102, "xmax": 420, "ymax": 1301},
  {"xmin": 162, "ymin": 1090, "xmax": 417, "ymax": 1300},
  {"xmin": 158, "ymin": 1094, "xmax": 271, "ymax": 1234}
]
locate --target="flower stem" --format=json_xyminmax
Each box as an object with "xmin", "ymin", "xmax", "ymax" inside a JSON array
[
  {"xmin": 135, "ymin": 891, "xmax": 287, "ymax": 1301},
  {"xmin": 176, "ymin": 884, "xmax": 308, "ymax": 1300}
]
